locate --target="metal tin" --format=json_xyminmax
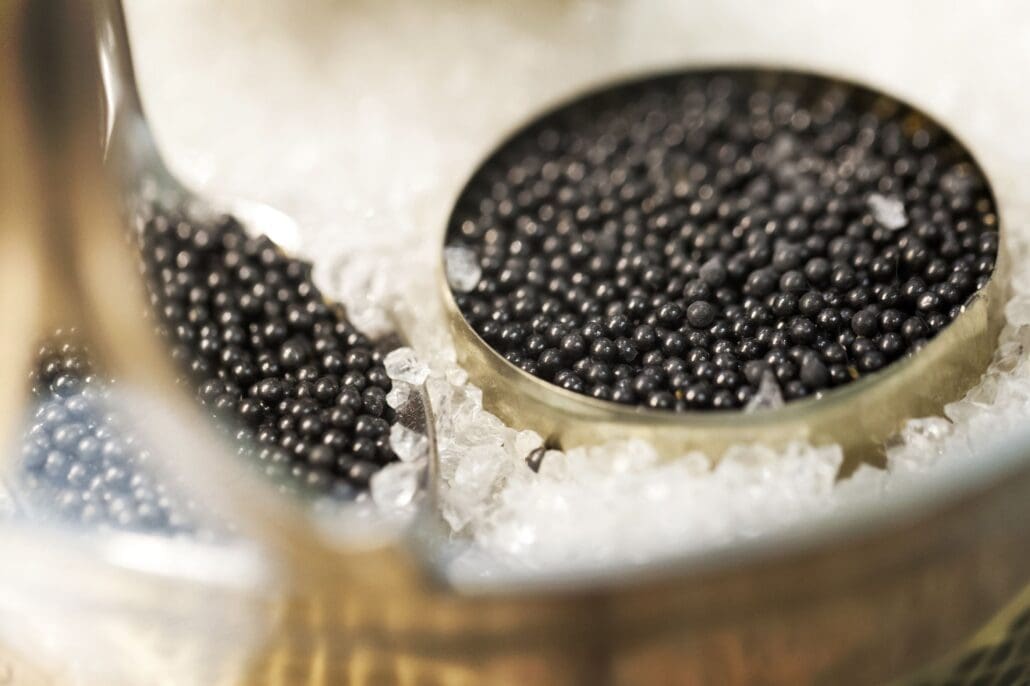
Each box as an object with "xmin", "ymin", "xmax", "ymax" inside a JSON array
[{"xmin": 440, "ymin": 68, "xmax": 1009, "ymax": 474}]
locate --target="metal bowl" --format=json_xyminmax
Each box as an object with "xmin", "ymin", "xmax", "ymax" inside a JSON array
[{"xmin": 1, "ymin": 3, "xmax": 1028, "ymax": 685}]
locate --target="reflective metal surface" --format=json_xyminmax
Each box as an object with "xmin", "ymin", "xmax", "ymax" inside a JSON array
[
  {"xmin": 0, "ymin": 2, "xmax": 1028, "ymax": 684},
  {"xmin": 440, "ymin": 68, "xmax": 1009, "ymax": 475}
]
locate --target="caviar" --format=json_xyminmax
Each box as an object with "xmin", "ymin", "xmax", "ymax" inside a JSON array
[
  {"xmin": 139, "ymin": 205, "xmax": 399, "ymax": 492},
  {"xmin": 445, "ymin": 70, "xmax": 999, "ymax": 411},
  {"xmin": 19, "ymin": 205, "xmax": 399, "ymax": 531}
]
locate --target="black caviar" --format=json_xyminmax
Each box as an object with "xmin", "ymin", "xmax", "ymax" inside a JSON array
[
  {"xmin": 138, "ymin": 205, "xmax": 398, "ymax": 492},
  {"xmin": 20, "ymin": 204, "xmax": 399, "ymax": 531},
  {"xmin": 445, "ymin": 70, "xmax": 999, "ymax": 411}
]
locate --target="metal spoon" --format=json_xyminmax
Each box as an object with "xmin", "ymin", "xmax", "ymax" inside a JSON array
[{"xmin": 2, "ymin": 0, "xmax": 439, "ymax": 576}]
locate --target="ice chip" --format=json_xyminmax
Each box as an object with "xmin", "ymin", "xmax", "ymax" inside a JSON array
[
  {"xmin": 445, "ymin": 365, "xmax": 469, "ymax": 386},
  {"xmin": 513, "ymin": 429, "xmax": 544, "ymax": 457},
  {"xmin": 451, "ymin": 443, "xmax": 508, "ymax": 498},
  {"xmin": 1004, "ymin": 296, "xmax": 1030, "ymax": 326},
  {"xmin": 370, "ymin": 460, "xmax": 424, "ymax": 509},
  {"xmin": 867, "ymin": 193, "xmax": 907, "ymax": 230},
  {"xmin": 389, "ymin": 423, "xmax": 429, "ymax": 462},
  {"xmin": 746, "ymin": 370, "xmax": 784, "ymax": 412},
  {"xmin": 444, "ymin": 245, "xmax": 482, "ymax": 293},
  {"xmin": 386, "ymin": 380, "xmax": 411, "ymax": 409},
  {"xmin": 384, "ymin": 347, "xmax": 430, "ymax": 386}
]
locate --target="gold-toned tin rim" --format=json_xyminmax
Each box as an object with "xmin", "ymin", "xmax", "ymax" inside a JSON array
[
  {"xmin": 442, "ymin": 280, "xmax": 1000, "ymax": 431},
  {"xmin": 439, "ymin": 64, "xmax": 1008, "ymax": 465}
]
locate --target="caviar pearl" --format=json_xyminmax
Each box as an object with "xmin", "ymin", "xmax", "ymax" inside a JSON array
[{"xmin": 446, "ymin": 70, "xmax": 998, "ymax": 411}]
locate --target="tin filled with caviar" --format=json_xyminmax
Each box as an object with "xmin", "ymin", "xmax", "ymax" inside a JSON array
[{"xmin": 441, "ymin": 68, "xmax": 1006, "ymax": 470}]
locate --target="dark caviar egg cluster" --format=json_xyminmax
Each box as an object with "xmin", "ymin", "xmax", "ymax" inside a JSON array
[
  {"xmin": 445, "ymin": 70, "xmax": 999, "ymax": 411},
  {"xmin": 139, "ymin": 206, "xmax": 399, "ymax": 492},
  {"xmin": 18, "ymin": 205, "xmax": 399, "ymax": 532}
]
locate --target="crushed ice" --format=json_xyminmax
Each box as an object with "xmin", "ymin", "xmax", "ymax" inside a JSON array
[
  {"xmin": 385, "ymin": 347, "xmax": 431, "ymax": 386},
  {"xmin": 337, "ymin": 193, "xmax": 1030, "ymax": 580},
  {"xmin": 867, "ymin": 192, "xmax": 908, "ymax": 230},
  {"xmin": 389, "ymin": 423, "xmax": 429, "ymax": 463},
  {"xmin": 745, "ymin": 370, "xmax": 784, "ymax": 412},
  {"xmin": 370, "ymin": 460, "xmax": 424, "ymax": 510},
  {"xmin": 385, "ymin": 380, "xmax": 411, "ymax": 410},
  {"xmin": 443, "ymin": 246, "xmax": 482, "ymax": 293},
  {"xmin": 132, "ymin": 0, "xmax": 1030, "ymax": 579}
]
